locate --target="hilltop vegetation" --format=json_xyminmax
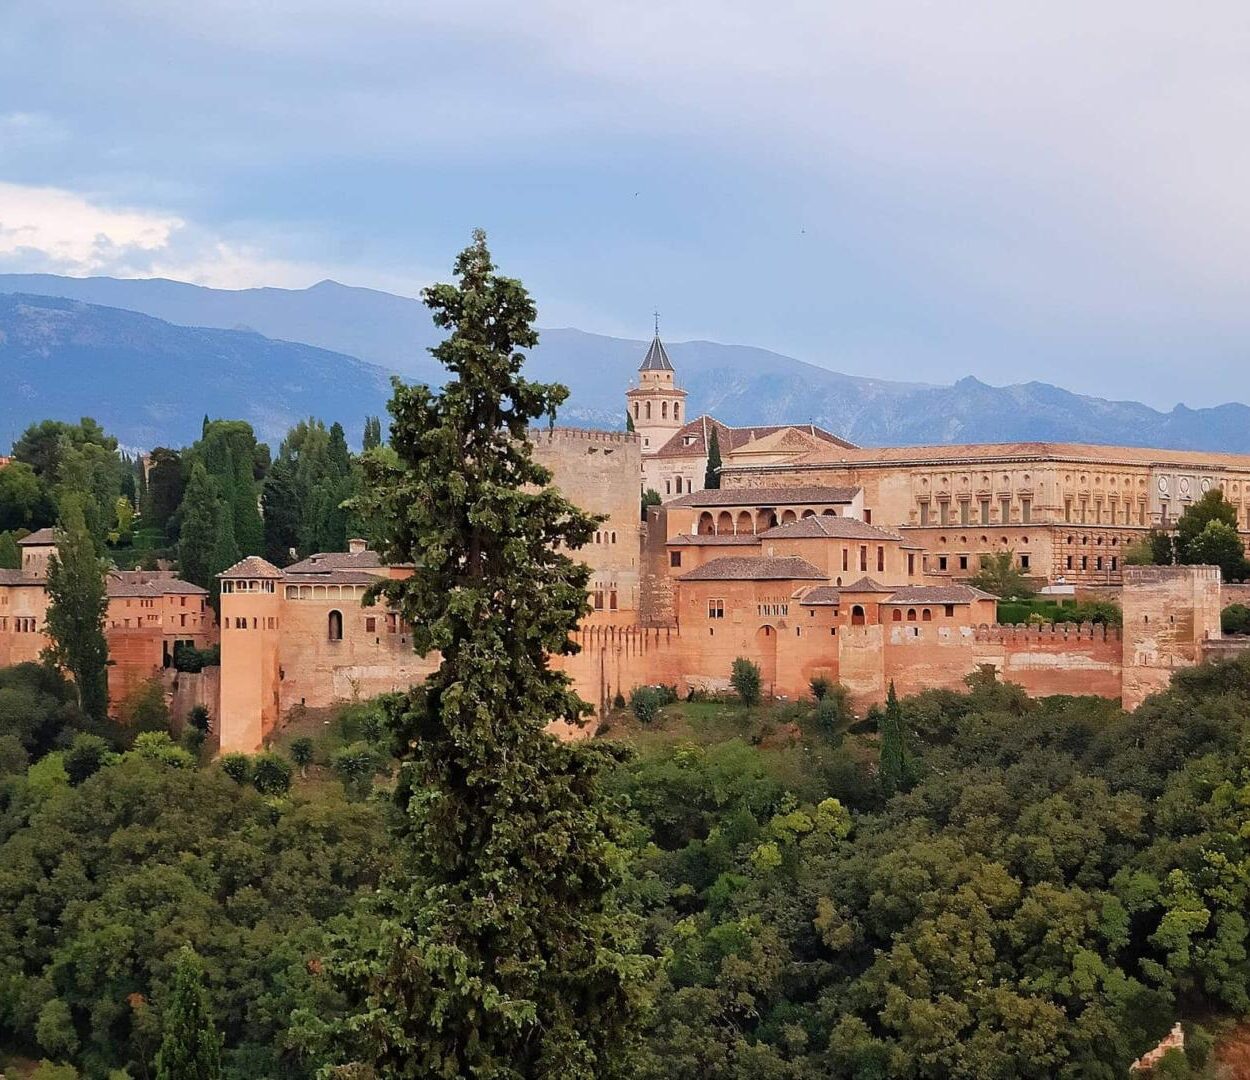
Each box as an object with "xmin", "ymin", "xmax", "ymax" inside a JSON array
[{"xmin": 4, "ymin": 658, "xmax": 1250, "ymax": 1076}]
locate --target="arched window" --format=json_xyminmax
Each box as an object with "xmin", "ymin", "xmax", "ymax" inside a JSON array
[
  {"xmin": 662, "ymin": 401, "xmax": 668, "ymax": 419},
  {"xmin": 645, "ymin": 402, "xmax": 652, "ymax": 419},
  {"xmin": 633, "ymin": 402, "xmax": 639, "ymax": 419},
  {"xmin": 674, "ymin": 402, "xmax": 681, "ymax": 421},
  {"xmin": 907, "ymin": 608, "xmax": 917, "ymax": 621},
  {"xmin": 892, "ymin": 609, "xmax": 902, "ymax": 622},
  {"xmin": 328, "ymin": 610, "xmax": 343, "ymax": 641},
  {"xmin": 922, "ymin": 608, "xmax": 932, "ymax": 622},
  {"xmin": 851, "ymin": 605, "xmax": 866, "ymax": 626}
]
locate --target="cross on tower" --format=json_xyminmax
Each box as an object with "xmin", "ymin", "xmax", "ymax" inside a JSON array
[{"xmin": 653, "ymin": 310, "xmax": 660, "ymax": 337}]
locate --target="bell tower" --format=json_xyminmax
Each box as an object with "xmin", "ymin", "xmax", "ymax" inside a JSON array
[{"xmin": 626, "ymin": 318, "xmax": 686, "ymax": 455}]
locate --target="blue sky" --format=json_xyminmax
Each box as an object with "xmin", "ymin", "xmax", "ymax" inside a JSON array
[{"xmin": 2, "ymin": 2, "xmax": 1250, "ymax": 408}]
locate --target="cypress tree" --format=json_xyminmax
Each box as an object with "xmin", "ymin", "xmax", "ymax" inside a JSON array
[
  {"xmin": 230, "ymin": 447, "xmax": 264, "ymax": 556},
  {"xmin": 208, "ymin": 502, "xmax": 240, "ymax": 607},
  {"xmin": 0, "ymin": 531, "xmax": 19, "ymax": 569},
  {"xmin": 178, "ymin": 464, "xmax": 219, "ymax": 590},
  {"xmin": 704, "ymin": 426, "xmax": 722, "ymax": 489},
  {"xmin": 154, "ymin": 946, "xmax": 223, "ymax": 1080},
  {"xmin": 321, "ymin": 230, "xmax": 645, "ymax": 1077},
  {"xmin": 362, "ymin": 415, "xmax": 383, "ymax": 451},
  {"xmin": 879, "ymin": 681, "xmax": 911, "ymax": 797},
  {"xmin": 261, "ymin": 457, "xmax": 300, "ymax": 565},
  {"xmin": 625, "ymin": 410, "xmax": 635, "ymax": 433},
  {"xmin": 43, "ymin": 498, "xmax": 109, "ymax": 721}
]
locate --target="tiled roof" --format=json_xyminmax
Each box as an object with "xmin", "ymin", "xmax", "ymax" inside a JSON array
[
  {"xmin": 218, "ymin": 555, "xmax": 285, "ymax": 579},
  {"xmin": 666, "ymin": 484, "xmax": 860, "ymax": 508},
  {"xmin": 799, "ymin": 586, "xmax": 841, "ymax": 606},
  {"xmin": 284, "ymin": 570, "xmax": 383, "ymax": 586},
  {"xmin": 790, "ymin": 441, "xmax": 1250, "ymax": 470},
  {"xmin": 0, "ymin": 569, "xmax": 41, "ymax": 585},
  {"xmin": 760, "ymin": 516, "xmax": 901, "ymax": 542},
  {"xmin": 651, "ymin": 416, "xmax": 856, "ymax": 461},
  {"xmin": 884, "ymin": 585, "xmax": 998, "ymax": 604},
  {"xmin": 639, "ymin": 335, "xmax": 675, "ymax": 372},
  {"xmin": 668, "ymin": 533, "xmax": 761, "ymax": 546},
  {"xmin": 284, "ymin": 550, "xmax": 383, "ymax": 573},
  {"xmin": 839, "ymin": 576, "xmax": 895, "ymax": 593},
  {"xmin": 678, "ymin": 555, "xmax": 826, "ymax": 581},
  {"xmin": 107, "ymin": 571, "xmax": 208, "ymax": 598},
  {"xmin": 18, "ymin": 527, "xmax": 58, "ymax": 546}
]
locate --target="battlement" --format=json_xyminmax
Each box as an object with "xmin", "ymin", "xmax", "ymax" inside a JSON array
[
  {"xmin": 573, "ymin": 624, "xmax": 680, "ymax": 647},
  {"xmin": 530, "ymin": 426, "xmax": 640, "ymax": 447},
  {"xmin": 973, "ymin": 621, "xmax": 1122, "ymax": 644},
  {"xmin": 1124, "ymin": 564, "xmax": 1220, "ymax": 584}
]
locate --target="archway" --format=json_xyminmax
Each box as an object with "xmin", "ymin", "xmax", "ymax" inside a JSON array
[
  {"xmin": 822, "ymin": 508, "xmax": 837, "ymax": 517},
  {"xmin": 801, "ymin": 508, "xmax": 817, "ymax": 518},
  {"xmin": 781, "ymin": 509, "xmax": 798, "ymax": 524},
  {"xmin": 698, "ymin": 512, "xmax": 715, "ymax": 535},
  {"xmin": 717, "ymin": 511, "xmax": 734, "ymax": 535},
  {"xmin": 737, "ymin": 510, "xmax": 753, "ymax": 534},
  {"xmin": 851, "ymin": 605, "xmax": 866, "ymax": 626},
  {"xmin": 757, "ymin": 510, "xmax": 778, "ymax": 532}
]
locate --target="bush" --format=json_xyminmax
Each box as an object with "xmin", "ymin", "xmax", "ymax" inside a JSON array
[
  {"xmin": 186, "ymin": 703, "xmax": 212, "ymax": 734},
  {"xmin": 220, "ymin": 752, "xmax": 252, "ymax": 785},
  {"xmin": 731, "ymin": 657, "xmax": 762, "ymax": 706},
  {"xmin": 813, "ymin": 686, "xmax": 853, "ymax": 735},
  {"xmin": 810, "ymin": 675, "xmax": 833, "ymax": 701},
  {"xmin": 290, "ymin": 736, "xmax": 315, "ymax": 777},
  {"xmin": 116, "ymin": 679, "xmax": 171, "ymax": 736},
  {"xmin": 331, "ymin": 741, "xmax": 383, "ymax": 800},
  {"xmin": 64, "ymin": 733, "xmax": 111, "ymax": 785},
  {"xmin": 132, "ymin": 731, "xmax": 196, "ymax": 769},
  {"xmin": 251, "ymin": 751, "xmax": 293, "ymax": 796},
  {"xmin": 612, "ymin": 692, "xmax": 627, "ymax": 711},
  {"xmin": 629, "ymin": 686, "xmax": 667, "ymax": 725},
  {"xmin": 172, "ymin": 642, "xmax": 220, "ymax": 673},
  {"xmin": 1222, "ymin": 602, "xmax": 1250, "ymax": 635}
]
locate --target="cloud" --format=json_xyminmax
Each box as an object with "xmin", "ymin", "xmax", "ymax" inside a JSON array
[{"xmin": 0, "ymin": 182, "xmax": 429, "ymax": 295}]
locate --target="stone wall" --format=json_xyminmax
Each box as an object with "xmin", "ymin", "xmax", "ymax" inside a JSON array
[{"xmin": 1122, "ymin": 565, "xmax": 1221, "ymax": 709}]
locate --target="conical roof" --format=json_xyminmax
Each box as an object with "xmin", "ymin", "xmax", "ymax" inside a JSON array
[{"xmin": 639, "ymin": 335, "xmax": 674, "ymax": 372}]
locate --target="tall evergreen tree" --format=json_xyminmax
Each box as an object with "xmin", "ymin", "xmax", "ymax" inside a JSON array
[
  {"xmin": 878, "ymin": 681, "xmax": 911, "ymax": 797},
  {"xmin": 625, "ymin": 410, "xmax": 635, "ymax": 433},
  {"xmin": 230, "ymin": 446, "xmax": 264, "ymax": 556},
  {"xmin": 154, "ymin": 947, "xmax": 222, "ymax": 1080},
  {"xmin": 321, "ymin": 231, "xmax": 645, "ymax": 1078},
  {"xmin": 209, "ymin": 504, "xmax": 240, "ymax": 607},
  {"xmin": 43, "ymin": 498, "xmax": 109, "ymax": 721},
  {"xmin": 144, "ymin": 448, "xmax": 185, "ymax": 538},
  {"xmin": 0, "ymin": 531, "xmax": 20, "ymax": 569},
  {"xmin": 362, "ymin": 415, "xmax": 383, "ymax": 451},
  {"xmin": 261, "ymin": 457, "xmax": 301, "ymax": 565},
  {"xmin": 178, "ymin": 464, "xmax": 220, "ymax": 590},
  {"xmin": 703, "ymin": 426, "xmax": 722, "ymax": 489}
]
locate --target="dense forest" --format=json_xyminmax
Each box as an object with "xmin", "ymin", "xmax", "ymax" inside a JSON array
[{"xmin": 2, "ymin": 655, "xmax": 1249, "ymax": 1077}]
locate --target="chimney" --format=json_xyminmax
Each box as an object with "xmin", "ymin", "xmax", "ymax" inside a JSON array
[{"xmin": 348, "ymin": 538, "xmax": 368, "ymax": 555}]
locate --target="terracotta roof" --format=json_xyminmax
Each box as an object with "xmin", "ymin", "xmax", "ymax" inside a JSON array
[
  {"xmin": 666, "ymin": 484, "xmax": 860, "ymax": 508},
  {"xmin": 839, "ymin": 576, "xmax": 895, "ymax": 593},
  {"xmin": 668, "ymin": 533, "xmax": 761, "ymax": 547},
  {"xmin": 18, "ymin": 527, "xmax": 58, "ymax": 546},
  {"xmin": 799, "ymin": 586, "xmax": 841, "ymax": 606},
  {"xmin": 0, "ymin": 569, "xmax": 41, "ymax": 586},
  {"xmin": 106, "ymin": 571, "xmax": 208, "ymax": 598},
  {"xmin": 651, "ymin": 415, "xmax": 855, "ymax": 461},
  {"xmin": 284, "ymin": 550, "xmax": 383, "ymax": 573},
  {"xmin": 284, "ymin": 570, "xmax": 383, "ymax": 586},
  {"xmin": 218, "ymin": 555, "xmax": 285, "ymax": 579},
  {"xmin": 678, "ymin": 555, "xmax": 826, "ymax": 581},
  {"xmin": 639, "ymin": 335, "xmax": 675, "ymax": 372},
  {"xmin": 776, "ymin": 440, "xmax": 1250, "ymax": 471},
  {"xmin": 760, "ymin": 516, "xmax": 901, "ymax": 542},
  {"xmin": 884, "ymin": 585, "xmax": 998, "ymax": 604}
]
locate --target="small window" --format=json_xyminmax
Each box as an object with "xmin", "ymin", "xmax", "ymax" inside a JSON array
[
  {"xmin": 938, "ymin": 556, "xmax": 948, "ymax": 571},
  {"xmin": 365, "ymin": 616, "xmax": 376, "ymax": 632},
  {"xmin": 328, "ymin": 610, "xmax": 343, "ymax": 641},
  {"xmin": 944, "ymin": 604, "xmax": 955, "ymax": 617},
  {"xmin": 922, "ymin": 608, "xmax": 932, "ymax": 622},
  {"xmin": 708, "ymin": 599, "xmax": 724, "ymax": 619},
  {"xmin": 670, "ymin": 551, "xmax": 682, "ymax": 568}
]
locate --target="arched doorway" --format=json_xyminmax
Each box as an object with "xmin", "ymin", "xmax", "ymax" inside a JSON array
[
  {"xmin": 698, "ymin": 512, "xmax": 715, "ymax": 535},
  {"xmin": 851, "ymin": 605, "xmax": 866, "ymax": 626},
  {"xmin": 757, "ymin": 510, "xmax": 777, "ymax": 532},
  {"xmin": 717, "ymin": 511, "xmax": 734, "ymax": 534},
  {"xmin": 754, "ymin": 624, "xmax": 778, "ymax": 691}
]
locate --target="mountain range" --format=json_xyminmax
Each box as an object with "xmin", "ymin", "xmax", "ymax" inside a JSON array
[{"xmin": 3, "ymin": 272, "xmax": 1250, "ymax": 453}]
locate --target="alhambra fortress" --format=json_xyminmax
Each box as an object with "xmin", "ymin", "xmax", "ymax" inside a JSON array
[{"xmin": 5, "ymin": 334, "xmax": 1250, "ymax": 752}]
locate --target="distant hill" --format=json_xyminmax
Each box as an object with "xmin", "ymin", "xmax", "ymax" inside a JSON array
[
  {"xmin": 5, "ymin": 273, "xmax": 1250, "ymax": 453},
  {"xmin": 0, "ymin": 294, "xmax": 392, "ymax": 448}
]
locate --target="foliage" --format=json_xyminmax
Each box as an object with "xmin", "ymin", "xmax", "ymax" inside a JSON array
[
  {"xmin": 812, "ymin": 684, "xmax": 854, "ymax": 735},
  {"xmin": 0, "ymin": 459, "xmax": 51, "ymax": 532},
  {"xmin": 219, "ymin": 752, "xmax": 252, "ymax": 785},
  {"xmin": 1123, "ymin": 533, "xmax": 1157, "ymax": 566},
  {"xmin": 116, "ymin": 679, "xmax": 172, "ymax": 736},
  {"xmin": 329, "ymin": 741, "xmax": 384, "ymax": 800},
  {"xmin": 1187, "ymin": 520, "xmax": 1249, "ymax": 581},
  {"xmin": 641, "ymin": 488, "xmax": 662, "ymax": 520},
  {"xmin": 0, "ymin": 528, "xmax": 20, "ymax": 569},
  {"xmin": 1222, "ymin": 603, "xmax": 1250, "ymax": 636},
  {"xmin": 362, "ymin": 415, "xmax": 384, "ymax": 451},
  {"xmin": 251, "ymin": 751, "xmax": 294, "ymax": 796},
  {"xmin": 154, "ymin": 947, "xmax": 223, "ymax": 1080},
  {"xmin": 143, "ymin": 447, "xmax": 185, "ymax": 539},
  {"xmin": 970, "ymin": 549, "xmax": 1035, "ymax": 598},
  {"xmin": 809, "ymin": 675, "xmax": 832, "ymax": 700},
  {"xmin": 703, "ymin": 427, "xmax": 722, "ymax": 490},
  {"xmin": 14, "ymin": 418, "xmax": 123, "ymax": 544},
  {"xmin": 173, "ymin": 642, "xmax": 221, "ymax": 673},
  {"xmin": 630, "ymin": 685, "xmax": 676, "ymax": 725},
  {"xmin": 178, "ymin": 463, "xmax": 226, "ymax": 592},
  {"xmin": 731, "ymin": 657, "xmax": 762, "ymax": 706},
  {"xmin": 187, "ymin": 704, "xmax": 213, "ymax": 735},
  {"xmin": 0, "ymin": 747, "xmax": 388, "ymax": 1077},
  {"xmin": 263, "ymin": 418, "xmax": 358, "ymax": 563},
  {"xmin": 316, "ymin": 231, "xmax": 646, "ymax": 1078},
  {"xmin": 290, "ymin": 736, "xmax": 315, "ymax": 777},
  {"xmin": 1177, "ymin": 489, "xmax": 1238, "ymax": 559},
  {"xmin": 997, "ymin": 598, "xmax": 1123, "ymax": 627},
  {"xmin": 64, "ymin": 732, "xmax": 113, "ymax": 785},
  {"xmin": 42, "ymin": 498, "xmax": 109, "ymax": 720},
  {"xmin": 877, "ymin": 681, "xmax": 913, "ymax": 796}
]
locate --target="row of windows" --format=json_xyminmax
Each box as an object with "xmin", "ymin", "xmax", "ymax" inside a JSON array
[
  {"xmin": 933, "ymin": 553, "xmax": 1031, "ymax": 571},
  {"xmin": 230, "ymin": 616, "xmax": 280, "ymax": 630},
  {"xmin": 221, "ymin": 579, "xmax": 276, "ymax": 594},
  {"xmin": 1067, "ymin": 555, "xmax": 1119, "ymax": 572},
  {"xmin": 1064, "ymin": 499, "xmax": 1148, "ymax": 526},
  {"xmin": 919, "ymin": 498, "xmax": 1032, "ymax": 526},
  {"xmin": 758, "ymin": 603, "xmax": 789, "ymax": 617},
  {"xmin": 592, "ymin": 590, "xmax": 619, "ymax": 610},
  {"xmin": 593, "ymin": 530, "xmax": 619, "ymax": 544},
  {"xmin": 889, "ymin": 605, "xmax": 957, "ymax": 622},
  {"xmin": 664, "ymin": 476, "xmax": 694, "ymax": 496},
  {"xmin": 0, "ymin": 617, "xmax": 38, "ymax": 632}
]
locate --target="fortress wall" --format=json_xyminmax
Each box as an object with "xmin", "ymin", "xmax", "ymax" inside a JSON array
[
  {"xmin": 640, "ymin": 506, "xmax": 677, "ymax": 626},
  {"xmin": 553, "ymin": 625, "xmax": 686, "ymax": 716},
  {"xmin": 1122, "ymin": 566, "xmax": 1221, "ymax": 709},
  {"xmin": 532, "ymin": 427, "xmax": 642, "ymax": 613},
  {"xmin": 106, "ymin": 627, "xmax": 166, "ymax": 705},
  {"xmin": 167, "ymin": 667, "xmax": 221, "ymax": 740}
]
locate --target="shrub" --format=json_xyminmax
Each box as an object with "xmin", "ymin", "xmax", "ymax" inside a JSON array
[
  {"xmin": 186, "ymin": 704, "xmax": 212, "ymax": 735},
  {"xmin": 172, "ymin": 643, "xmax": 220, "ymax": 673},
  {"xmin": 251, "ymin": 751, "xmax": 293, "ymax": 796},
  {"xmin": 180, "ymin": 726, "xmax": 206, "ymax": 757},
  {"xmin": 290, "ymin": 736, "xmax": 315, "ymax": 777},
  {"xmin": 629, "ymin": 686, "xmax": 667, "ymax": 725},
  {"xmin": 132, "ymin": 731, "xmax": 196, "ymax": 769},
  {"xmin": 1222, "ymin": 602, "xmax": 1250, "ymax": 636},
  {"xmin": 220, "ymin": 753, "xmax": 252, "ymax": 785},
  {"xmin": 64, "ymin": 733, "xmax": 111, "ymax": 785},
  {"xmin": 731, "ymin": 657, "xmax": 762, "ymax": 706},
  {"xmin": 117, "ymin": 679, "xmax": 171, "ymax": 736},
  {"xmin": 813, "ymin": 686, "xmax": 853, "ymax": 735},
  {"xmin": 331, "ymin": 741, "xmax": 383, "ymax": 800},
  {"xmin": 810, "ymin": 675, "xmax": 833, "ymax": 701},
  {"xmin": 612, "ymin": 691, "xmax": 627, "ymax": 711}
]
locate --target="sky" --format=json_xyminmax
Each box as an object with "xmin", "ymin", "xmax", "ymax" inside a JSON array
[{"xmin": 2, "ymin": 2, "xmax": 1250, "ymax": 408}]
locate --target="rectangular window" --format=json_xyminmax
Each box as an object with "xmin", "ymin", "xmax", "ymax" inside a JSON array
[
  {"xmin": 919, "ymin": 502, "xmax": 929, "ymax": 526},
  {"xmin": 938, "ymin": 555, "xmax": 948, "ymax": 571},
  {"xmin": 1081, "ymin": 556, "xmax": 1088, "ymax": 570},
  {"xmin": 1111, "ymin": 556, "xmax": 1118, "ymax": 571},
  {"xmin": 980, "ymin": 498, "xmax": 990, "ymax": 525},
  {"xmin": 945, "ymin": 604, "xmax": 955, "ymax": 617},
  {"xmin": 664, "ymin": 480, "xmax": 671, "ymax": 495},
  {"xmin": 708, "ymin": 599, "xmax": 724, "ymax": 619},
  {"xmin": 1020, "ymin": 554, "xmax": 1030, "ymax": 569},
  {"xmin": 1021, "ymin": 497, "xmax": 1031, "ymax": 524},
  {"xmin": 958, "ymin": 555, "xmax": 969, "ymax": 571},
  {"xmin": 670, "ymin": 551, "xmax": 682, "ymax": 568},
  {"xmin": 1066, "ymin": 555, "xmax": 1073, "ymax": 570},
  {"xmin": 1096, "ymin": 556, "xmax": 1103, "ymax": 570},
  {"xmin": 842, "ymin": 548, "xmax": 849, "ymax": 572},
  {"xmin": 907, "ymin": 553, "xmax": 915, "ymax": 575},
  {"xmin": 1065, "ymin": 498, "xmax": 1072, "ymax": 523},
  {"xmin": 960, "ymin": 501, "xmax": 970, "ymax": 526},
  {"xmin": 859, "ymin": 545, "xmax": 868, "ymax": 572},
  {"xmin": 864, "ymin": 509, "xmax": 872, "ymax": 524},
  {"xmin": 877, "ymin": 546, "xmax": 885, "ymax": 572},
  {"xmin": 939, "ymin": 501, "xmax": 949, "ymax": 526},
  {"xmin": 366, "ymin": 616, "xmax": 376, "ymax": 632},
  {"xmin": 1000, "ymin": 497, "xmax": 1011, "ymax": 524}
]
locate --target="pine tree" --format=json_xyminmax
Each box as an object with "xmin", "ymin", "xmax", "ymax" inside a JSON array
[
  {"xmin": 178, "ymin": 464, "xmax": 220, "ymax": 590},
  {"xmin": 43, "ymin": 498, "xmax": 109, "ymax": 720},
  {"xmin": 878, "ymin": 681, "xmax": 911, "ymax": 797},
  {"xmin": 154, "ymin": 946, "xmax": 223, "ymax": 1080},
  {"xmin": 704, "ymin": 426, "xmax": 722, "ymax": 489},
  {"xmin": 321, "ymin": 231, "xmax": 645, "ymax": 1078}
]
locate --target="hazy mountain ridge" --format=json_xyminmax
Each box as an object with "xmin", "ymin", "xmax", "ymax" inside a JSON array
[{"xmin": 3, "ymin": 273, "xmax": 1250, "ymax": 453}]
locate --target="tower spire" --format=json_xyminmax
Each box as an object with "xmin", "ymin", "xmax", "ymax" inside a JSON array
[{"xmin": 653, "ymin": 309, "xmax": 660, "ymax": 337}]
